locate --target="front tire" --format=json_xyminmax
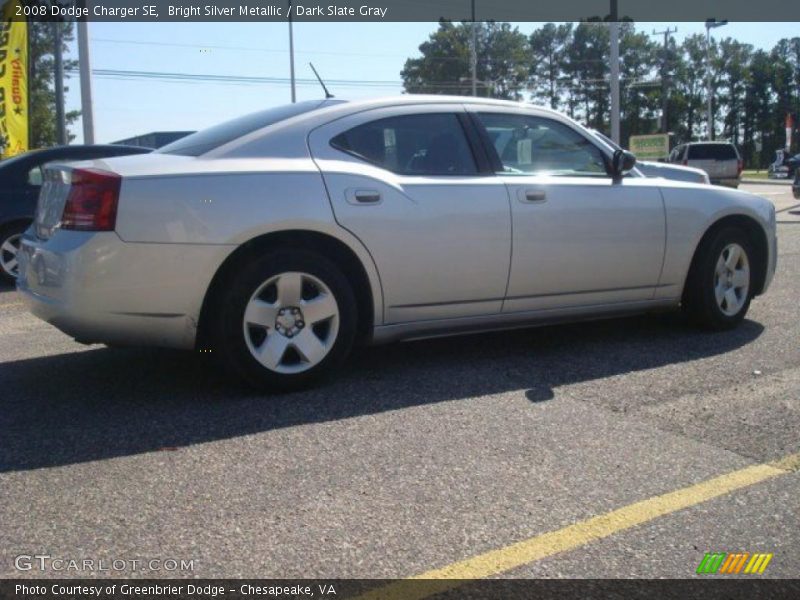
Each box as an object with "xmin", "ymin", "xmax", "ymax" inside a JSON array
[
  {"xmin": 682, "ymin": 227, "xmax": 754, "ymax": 330},
  {"xmin": 213, "ymin": 249, "xmax": 357, "ymax": 391}
]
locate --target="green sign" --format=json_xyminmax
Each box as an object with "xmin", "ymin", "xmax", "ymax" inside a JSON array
[{"xmin": 629, "ymin": 134, "xmax": 670, "ymax": 160}]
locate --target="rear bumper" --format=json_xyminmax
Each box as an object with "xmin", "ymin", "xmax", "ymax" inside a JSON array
[
  {"xmin": 16, "ymin": 229, "xmax": 232, "ymax": 349},
  {"xmin": 710, "ymin": 178, "xmax": 740, "ymax": 188}
]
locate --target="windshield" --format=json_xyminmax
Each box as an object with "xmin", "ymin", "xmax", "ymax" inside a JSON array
[{"xmin": 159, "ymin": 99, "xmax": 342, "ymax": 156}]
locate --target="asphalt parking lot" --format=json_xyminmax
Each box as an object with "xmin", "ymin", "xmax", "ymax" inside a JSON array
[{"xmin": 1, "ymin": 182, "xmax": 798, "ymax": 581}]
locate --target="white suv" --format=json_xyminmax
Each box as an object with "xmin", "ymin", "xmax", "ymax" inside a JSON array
[{"xmin": 670, "ymin": 142, "xmax": 743, "ymax": 188}]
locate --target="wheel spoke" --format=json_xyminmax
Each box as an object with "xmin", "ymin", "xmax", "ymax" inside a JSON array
[
  {"xmin": 715, "ymin": 282, "xmax": 726, "ymax": 306},
  {"xmin": 244, "ymin": 299, "xmax": 278, "ymax": 327},
  {"xmin": 724, "ymin": 245, "xmax": 740, "ymax": 269},
  {"xmin": 258, "ymin": 333, "xmax": 290, "ymax": 370},
  {"xmin": 724, "ymin": 288, "xmax": 739, "ymax": 312},
  {"xmin": 732, "ymin": 269, "xmax": 749, "ymax": 288},
  {"xmin": 2, "ymin": 239, "xmax": 18, "ymax": 254},
  {"xmin": 292, "ymin": 329, "xmax": 328, "ymax": 366},
  {"xmin": 276, "ymin": 272, "xmax": 303, "ymax": 307},
  {"xmin": 301, "ymin": 293, "xmax": 337, "ymax": 325},
  {"xmin": 715, "ymin": 254, "xmax": 727, "ymax": 277}
]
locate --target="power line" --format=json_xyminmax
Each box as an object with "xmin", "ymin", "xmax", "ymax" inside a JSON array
[{"xmin": 90, "ymin": 37, "xmax": 466, "ymax": 61}]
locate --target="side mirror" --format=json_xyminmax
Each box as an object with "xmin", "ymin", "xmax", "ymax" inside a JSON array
[{"xmin": 612, "ymin": 149, "xmax": 637, "ymax": 178}]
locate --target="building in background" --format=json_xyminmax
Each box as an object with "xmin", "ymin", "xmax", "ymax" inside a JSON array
[{"xmin": 113, "ymin": 131, "xmax": 194, "ymax": 149}]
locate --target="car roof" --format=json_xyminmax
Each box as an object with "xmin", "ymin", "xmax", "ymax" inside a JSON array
[
  {"xmin": 316, "ymin": 94, "xmax": 564, "ymax": 118},
  {"xmin": 205, "ymin": 94, "xmax": 572, "ymax": 158}
]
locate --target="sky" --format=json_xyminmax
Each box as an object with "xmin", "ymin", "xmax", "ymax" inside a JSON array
[{"xmin": 62, "ymin": 21, "xmax": 800, "ymax": 144}]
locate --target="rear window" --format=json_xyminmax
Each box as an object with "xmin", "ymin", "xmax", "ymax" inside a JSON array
[
  {"xmin": 688, "ymin": 144, "xmax": 738, "ymax": 160},
  {"xmin": 159, "ymin": 99, "xmax": 339, "ymax": 156}
]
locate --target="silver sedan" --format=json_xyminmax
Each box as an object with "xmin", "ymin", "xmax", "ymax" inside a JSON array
[{"xmin": 17, "ymin": 97, "xmax": 777, "ymax": 390}]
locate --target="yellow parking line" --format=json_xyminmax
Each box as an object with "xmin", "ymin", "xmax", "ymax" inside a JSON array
[{"xmin": 359, "ymin": 452, "xmax": 799, "ymax": 600}]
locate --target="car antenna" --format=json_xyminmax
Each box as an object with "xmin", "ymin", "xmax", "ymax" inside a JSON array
[{"xmin": 309, "ymin": 63, "xmax": 334, "ymax": 99}]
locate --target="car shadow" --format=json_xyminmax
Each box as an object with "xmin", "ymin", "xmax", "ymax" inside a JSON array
[{"xmin": 0, "ymin": 314, "xmax": 763, "ymax": 472}]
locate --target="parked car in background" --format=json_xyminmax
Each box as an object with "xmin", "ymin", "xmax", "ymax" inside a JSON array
[
  {"xmin": 17, "ymin": 97, "xmax": 777, "ymax": 391},
  {"xmin": 669, "ymin": 142, "xmax": 742, "ymax": 188},
  {"xmin": 591, "ymin": 130, "xmax": 710, "ymax": 184},
  {"xmin": 0, "ymin": 144, "xmax": 152, "ymax": 283},
  {"xmin": 767, "ymin": 150, "xmax": 797, "ymax": 180}
]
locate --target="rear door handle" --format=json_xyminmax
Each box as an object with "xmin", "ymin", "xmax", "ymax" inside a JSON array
[
  {"xmin": 349, "ymin": 189, "xmax": 382, "ymax": 205},
  {"xmin": 518, "ymin": 188, "xmax": 547, "ymax": 203}
]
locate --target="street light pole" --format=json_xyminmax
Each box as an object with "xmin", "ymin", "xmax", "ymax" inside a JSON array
[
  {"xmin": 470, "ymin": 0, "xmax": 477, "ymax": 96},
  {"xmin": 652, "ymin": 27, "xmax": 677, "ymax": 134},
  {"xmin": 288, "ymin": 1, "xmax": 296, "ymax": 103},
  {"xmin": 609, "ymin": 0, "xmax": 620, "ymax": 145},
  {"xmin": 77, "ymin": 4, "xmax": 95, "ymax": 144},
  {"xmin": 705, "ymin": 19, "xmax": 727, "ymax": 141}
]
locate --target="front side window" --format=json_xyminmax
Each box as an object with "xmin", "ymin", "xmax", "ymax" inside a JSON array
[
  {"xmin": 331, "ymin": 113, "xmax": 478, "ymax": 176},
  {"xmin": 477, "ymin": 113, "xmax": 608, "ymax": 177}
]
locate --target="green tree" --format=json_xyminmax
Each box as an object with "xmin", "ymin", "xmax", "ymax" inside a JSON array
[
  {"xmin": 619, "ymin": 25, "xmax": 660, "ymax": 141},
  {"xmin": 742, "ymin": 49, "xmax": 775, "ymax": 167},
  {"xmin": 528, "ymin": 23, "xmax": 572, "ymax": 110},
  {"xmin": 401, "ymin": 20, "xmax": 529, "ymax": 100},
  {"xmin": 674, "ymin": 34, "xmax": 708, "ymax": 142},
  {"xmin": 29, "ymin": 21, "xmax": 80, "ymax": 148},
  {"xmin": 717, "ymin": 38, "xmax": 753, "ymax": 148}
]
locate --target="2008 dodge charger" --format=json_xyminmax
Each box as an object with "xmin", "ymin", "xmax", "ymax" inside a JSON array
[{"xmin": 16, "ymin": 97, "xmax": 777, "ymax": 390}]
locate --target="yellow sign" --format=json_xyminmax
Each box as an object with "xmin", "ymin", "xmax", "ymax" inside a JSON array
[{"xmin": 0, "ymin": 0, "xmax": 28, "ymax": 159}]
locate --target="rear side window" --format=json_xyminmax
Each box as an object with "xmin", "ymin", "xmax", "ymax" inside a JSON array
[
  {"xmin": 159, "ymin": 99, "xmax": 336, "ymax": 156},
  {"xmin": 330, "ymin": 113, "xmax": 477, "ymax": 176},
  {"xmin": 688, "ymin": 144, "xmax": 738, "ymax": 160},
  {"xmin": 27, "ymin": 166, "xmax": 43, "ymax": 186}
]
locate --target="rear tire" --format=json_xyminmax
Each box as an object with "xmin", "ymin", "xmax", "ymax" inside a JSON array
[
  {"xmin": 682, "ymin": 226, "xmax": 754, "ymax": 330},
  {"xmin": 212, "ymin": 249, "xmax": 357, "ymax": 392},
  {"xmin": 0, "ymin": 222, "xmax": 28, "ymax": 285}
]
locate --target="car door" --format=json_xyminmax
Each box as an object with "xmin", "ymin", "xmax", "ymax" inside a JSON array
[
  {"xmin": 308, "ymin": 105, "xmax": 512, "ymax": 324},
  {"xmin": 469, "ymin": 108, "xmax": 666, "ymax": 313}
]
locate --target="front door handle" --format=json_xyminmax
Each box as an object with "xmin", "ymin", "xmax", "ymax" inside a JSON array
[
  {"xmin": 519, "ymin": 188, "xmax": 547, "ymax": 203},
  {"xmin": 351, "ymin": 189, "xmax": 382, "ymax": 204}
]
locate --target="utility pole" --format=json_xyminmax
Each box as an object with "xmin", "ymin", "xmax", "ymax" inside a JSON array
[
  {"xmin": 77, "ymin": 2, "xmax": 95, "ymax": 144},
  {"xmin": 609, "ymin": 0, "xmax": 620, "ymax": 144},
  {"xmin": 652, "ymin": 27, "xmax": 677, "ymax": 134},
  {"xmin": 470, "ymin": 0, "xmax": 477, "ymax": 96},
  {"xmin": 705, "ymin": 19, "xmax": 727, "ymax": 140},
  {"xmin": 53, "ymin": 21, "xmax": 67, "ymax": 145},
  {"xmin": 288, "ymin": 1, "xmax": 296, "ymax": 103}
]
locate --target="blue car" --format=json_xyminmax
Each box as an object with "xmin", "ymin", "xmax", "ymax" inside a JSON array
[{"xmin": 0, "ymin": 144, "xmax": 151, "ymax": 283}]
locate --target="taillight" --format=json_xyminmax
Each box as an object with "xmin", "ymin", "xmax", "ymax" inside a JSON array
[
  {"xmin": 61, "ymin": 168, "xmax": 121, "ymax": 231},
  {"xmin": 682, "ymin": 160, "xmax": 688, "ymax": 166},
  {"xmin": 737, "ymin": 159, "xmax": 743, "ymax": 176}
]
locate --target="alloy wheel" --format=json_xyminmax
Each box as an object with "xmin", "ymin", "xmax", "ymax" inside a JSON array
[
  {"xmin": 0, "ymin": 232, "xmax": 22, "ymax": 279},
  {"xmin": 242, "ymin": 271, "xmax": 340, "ymax": 374},
  {"xmin": 714, "ymin": 242, "xmax": 750, "ymax": 317}
]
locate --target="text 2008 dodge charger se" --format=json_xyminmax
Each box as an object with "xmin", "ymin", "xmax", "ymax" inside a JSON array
[{"xmin": 17, "ymin": 97, "xmax": 777, "ymax": 390}]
